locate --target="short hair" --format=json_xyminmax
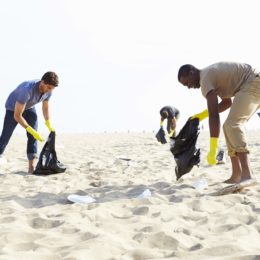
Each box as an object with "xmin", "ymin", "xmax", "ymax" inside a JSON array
[
  {"xmin": 41, "ymin": 71, "xmax": 59, "ymax": 86},
  {"xmin": 177, "ymin": 64, "xmax": 195, "ymax": 81},
  {"xmin": 161, "ymin": 110, "xmax": 168, "ymax": 119}
]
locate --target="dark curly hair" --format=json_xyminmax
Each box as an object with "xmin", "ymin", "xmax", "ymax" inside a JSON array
[{"xmin": 41, "ymin": 71, "xmax": 59, "ymax": 86}]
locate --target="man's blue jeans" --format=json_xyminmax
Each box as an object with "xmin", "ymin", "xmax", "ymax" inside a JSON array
[{"xmin": 0, "ymin": 108, "xmax": 38, "ymax": 160}]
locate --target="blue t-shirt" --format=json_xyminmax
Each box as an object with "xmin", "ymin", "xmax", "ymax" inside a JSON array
[{"xmin": 5, "ymin": 80, "xmax": 52, "ymax": 111}]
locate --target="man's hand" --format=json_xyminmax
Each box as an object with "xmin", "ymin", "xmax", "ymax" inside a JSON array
[
  {"xmin": 207, "ymin": 137, "xmax": 218, "ymax": 165},
  {"xmin": 168, "ymin": 128, "xmax": 175, "ymax": 138},
  {"xmin": 160, "ymin": 120, "xmax": 164, "ymax": 127},
  {"xmin": 191, "ymin": 109, "xmax": 209, "ymax": 121},
  {"xmin": 26, "ymin": 126, "xmax": 44, "ymax": 142},
  {"xmin": 45, "ymin": 119, "xmax": 55, "ymax": 132}
]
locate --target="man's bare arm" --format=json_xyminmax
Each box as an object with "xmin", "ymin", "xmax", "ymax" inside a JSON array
[
  {"xmin": 218, "ymin": 97, "xmax": 232, "ymax": 113},
  {"xmin": 206, "ymin": 90, "xmax": 220, "ymax": 138},
  {"xmin": 42, "ymin": 100, "xmax": 50, "ymax": 121},
  {"xmin": 14, "ymin": 102, "xmax": 29, "ymax": 128}
]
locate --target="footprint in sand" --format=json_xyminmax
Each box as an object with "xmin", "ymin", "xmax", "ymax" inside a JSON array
[
  {"xmin": 0, "ymin": 216, "xmax": 16, "ymax": 223},
  {"xmin": 133, "ymin": 233, "xmax": 144, "ymax": 243},
  {"xmin": 3, "ymin": 242, "xmax": 38, "ymax": 252},
  {"xmin": 139, "ymin": 226, "xmax": 153, "ymax": 232},
  {"xmin": 132, "ymin": 206, "xmax": 149, "ymax": 215},
  {"xmin": 80, "ymin": 232, "xmax": 99, "ymax": 240},
  {"xmin": 189, "ymin": 243, "xmax": 203, "ymax": 251},
  {"xmin": 147, "ymin": 232, "xmax": 181, "ymax": 250},
  {"xmin": 29, "ymin": 217, "xmax": 64, "ymax": 229},
  {"xmin": 169, "ymin": 195, "xmax": 183, "ymax": 203}
]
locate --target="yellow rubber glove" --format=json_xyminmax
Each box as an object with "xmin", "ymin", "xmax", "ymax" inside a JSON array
[
  {"xmin": 26, "ymin": 126, "xmax": 44, "ymax": 142},
  {"xmin": 45, "ymin": 119, "xmax": 55, "ymax": 132},
  {"xmin": 207, "ymin": 137, "xmax": 218, "ymax": 165},
  {"xmin": 168, "ymin": 128, "xmax": 175, "ymax": 138},
  {"xmin": 191, "ymin": 109, "xmax": 209, "ymax": 121},
  {"xmin": 160, "ymin": 120, "xmax": 164, "ymax": 127}
]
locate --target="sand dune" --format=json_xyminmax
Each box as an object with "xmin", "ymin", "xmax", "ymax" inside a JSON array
[{"xmin": 0, "ymin": 130, "xmax": 260, "ymax": 259}]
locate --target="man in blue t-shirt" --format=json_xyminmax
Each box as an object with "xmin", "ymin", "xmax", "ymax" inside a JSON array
[{"xmin": 0, "ymin": 71, "xmax": 59, "ymax": 173}]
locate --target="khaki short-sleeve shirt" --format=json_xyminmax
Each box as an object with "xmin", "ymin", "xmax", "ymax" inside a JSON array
[{"xmin": 200, "ymin": 62, "xmax": 257, "ymax": 98}]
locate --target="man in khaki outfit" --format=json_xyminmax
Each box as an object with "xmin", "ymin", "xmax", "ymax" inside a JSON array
[{"xmin": 178, "ymin": 62, "xmax": 260, "ymax": 184}]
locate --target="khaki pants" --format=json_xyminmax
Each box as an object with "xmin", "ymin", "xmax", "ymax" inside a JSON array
[{"xmin": 223, "ymin": 76, "xmax": 260, "ymax": 156}]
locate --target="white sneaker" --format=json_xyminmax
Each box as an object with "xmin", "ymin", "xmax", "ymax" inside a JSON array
[{"xmin": 0, "ymin": 155, "xmax": 7, "ymax": 165}]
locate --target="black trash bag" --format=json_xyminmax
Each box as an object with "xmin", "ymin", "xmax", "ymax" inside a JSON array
[
  {"xmin": 170, "ymin": 118, "xmax": 200, "ymax": 180},
  {"xmin": 155, "ymin": 127, "xmax": 167, "ymax": 144},
  {"xmin": 33, "ymin": 131, "xmax": 66, "ymax": 175}
]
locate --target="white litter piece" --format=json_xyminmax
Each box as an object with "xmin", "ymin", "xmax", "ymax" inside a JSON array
[
  {"xmin": 67, "ymin": 194, "xmax": 96, "ymax": 204},
  {"xmin": 115, "ymin": 155, "xmax": 133, "ymax": 169},
  {"xmin": 116, "ymin": 155, "xmax": 131, "ymax": 162},
  {"xmin": 137, "ymin": 189, "xmax": 152, "ymax": 199},
  {"xmin": 191, "ymin": 179, "xmax": 208, "ymax": 190}
]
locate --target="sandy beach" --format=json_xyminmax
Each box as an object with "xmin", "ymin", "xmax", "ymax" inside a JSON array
[{"xmin": 0, "ymin": 130, "xmax": 260, "ymax": 259}]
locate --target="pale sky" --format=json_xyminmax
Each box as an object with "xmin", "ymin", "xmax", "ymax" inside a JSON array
[{"xmin": 0, "ymin": 0, "xmax": 259, "ymax": 134}]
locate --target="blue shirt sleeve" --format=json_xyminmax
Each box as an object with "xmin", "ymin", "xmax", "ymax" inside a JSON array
[
  {"xmin": 44, "ymin": 92, "xmax": 52, "ymax": 101},
  {"xmin": 16, "ymin": 82, "xmax": 31, "ymax": 104}
]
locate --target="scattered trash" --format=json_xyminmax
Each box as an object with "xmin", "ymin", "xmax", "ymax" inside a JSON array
[
  {"xmin": 155, "ymin": 127, "xmax": 167, "ymax": 144},
  {"xmin": 116, "ymin": 156, "xmax": 131, "ymax": 162},
  {"xmin": 116, "ymin": 155, "xmax": 132, "ymax": 170},
  {"xmin": 67, "ymin": 194, "xmax": 96, "ymax": 204},
  {"xmin": 191, "ymin": 179, "xmax": 208, "ymax": 190},
  {"xmin": 137, "ymin": 189, "xmax": 152, "ymax": 199}
]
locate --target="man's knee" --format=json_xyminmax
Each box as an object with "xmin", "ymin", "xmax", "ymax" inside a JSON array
[{"xmin": 223, "ymin": 119, "xmax": 233, "ymax": 134}]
